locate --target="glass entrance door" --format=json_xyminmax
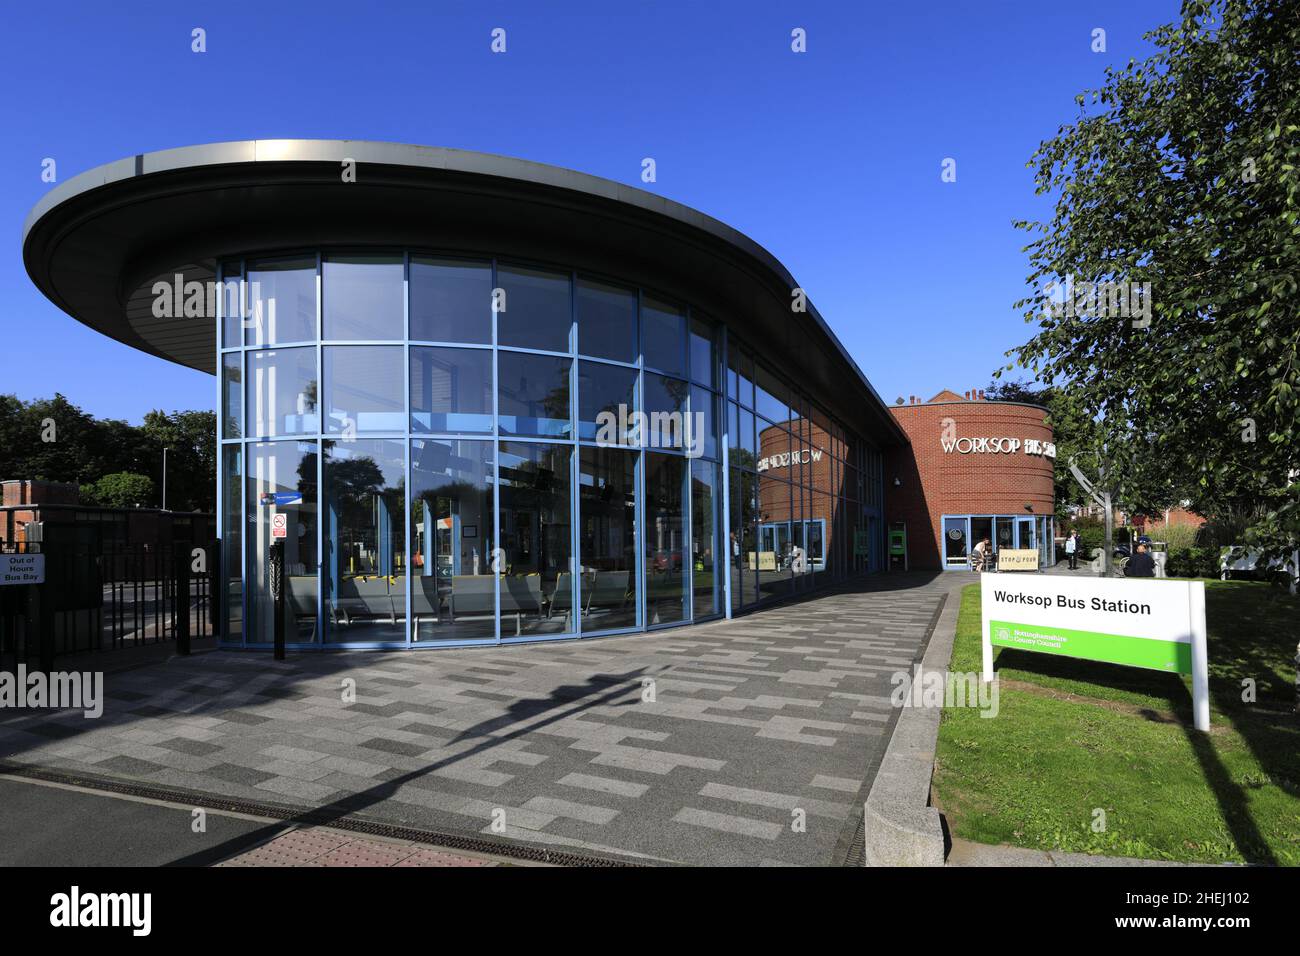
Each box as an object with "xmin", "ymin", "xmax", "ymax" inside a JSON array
[
  {"xmin": 1017, "ymin": 517, "xmax": 1035, "ymax": 551},
  {"xmin": 943, "ymin": 517, "xmax": 969, "ymax": 568}
]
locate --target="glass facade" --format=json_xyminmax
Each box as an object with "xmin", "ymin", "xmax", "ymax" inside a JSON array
[
  {"xmin": 217, "ymin": 252, "xmax": 884, "ymax": 649},
  {"xmin": 941, "ymin": 513, "xmax": 1057, "ymax": 570}
]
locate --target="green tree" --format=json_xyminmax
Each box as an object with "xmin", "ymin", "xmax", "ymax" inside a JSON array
[
  {"xmin": 87, "ymin": 472, "xmax": 156, "ymax": 508},
  {"xmin": 142, "ymin": 409, "xmax": 217, "ymax": 512},
  {"xmin": 1008, "ymin": 0, "xmax": 1299, "ymax": 554}
]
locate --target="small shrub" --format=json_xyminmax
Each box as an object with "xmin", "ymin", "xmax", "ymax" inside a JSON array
[{"xmin": 1165, "ymin": 546, "xmax": 1220, "ymax": 579}]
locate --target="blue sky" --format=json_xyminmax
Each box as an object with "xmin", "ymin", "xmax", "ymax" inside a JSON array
[{"xmin": 2, "ymin": 1, "xmax": 1175, "ymax": 423}]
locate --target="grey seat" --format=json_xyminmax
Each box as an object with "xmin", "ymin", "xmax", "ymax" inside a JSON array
[{"xmin": 585, "ymin": 570, "xmax": 631, "ymax": 615}]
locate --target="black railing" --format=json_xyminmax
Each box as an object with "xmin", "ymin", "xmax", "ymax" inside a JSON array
[{"xmin": 0, "ymin": 540, "xmax": 217, "ymax": 667}]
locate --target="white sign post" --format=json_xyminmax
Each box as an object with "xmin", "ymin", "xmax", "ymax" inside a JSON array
[
  {"xmin": 981, "ymin": 574, "xmax": 1210, "ymax": 731},
  {"xmin": 0, "ymin": 553, "xmax": 45, "ymax": 586}
]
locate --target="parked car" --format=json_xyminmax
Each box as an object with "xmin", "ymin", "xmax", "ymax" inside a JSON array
[{"xmin": 1220, "ymin": 546, "xmax": 1299, "ymax": 588}]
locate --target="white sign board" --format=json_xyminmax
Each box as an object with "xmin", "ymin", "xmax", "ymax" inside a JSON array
[
  {"xmin": 271, "ymin": 512, "xmax": 288, "ymax": 539},
  {"xmin": 0, "ymin": 553, "xmax": 45, "ymax": 586},
  {"xmin": 980, "ymin": 574, "xmax": 1209, "ymax": 731}
]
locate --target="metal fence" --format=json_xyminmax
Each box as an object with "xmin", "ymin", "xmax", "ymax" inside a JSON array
[{"xmin": 0, "ymin": 539, "xmax": 218, "ymax": 668}]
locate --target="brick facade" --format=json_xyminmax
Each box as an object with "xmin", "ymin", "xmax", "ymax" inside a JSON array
[{"xmin": 884, "ymin": 392, "xmax": 1055, "ymax": 570}]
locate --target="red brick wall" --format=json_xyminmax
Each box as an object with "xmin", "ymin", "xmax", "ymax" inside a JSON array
[
  {"xmin": 1, "ymin": 480, "xmax": 79, "ymax": 507},
  {"xmin": 884, "ymin": 400, "xmax": 1055, "ymax": 570}
]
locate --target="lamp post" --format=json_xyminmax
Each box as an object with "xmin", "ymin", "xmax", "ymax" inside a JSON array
[{"xmin": 162, "ymin": 447, "xmax": 169, "ymax": 511}]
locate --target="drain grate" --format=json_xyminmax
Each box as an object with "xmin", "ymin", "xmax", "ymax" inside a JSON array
[{"xmin": 0, "ymin": 760, "xmax": 644, "ymax": 868}]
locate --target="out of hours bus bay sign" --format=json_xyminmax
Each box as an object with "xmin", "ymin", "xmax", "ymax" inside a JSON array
[{"xmin": 0, "ymin": 553, "xmax": 45, "ymax": 586}]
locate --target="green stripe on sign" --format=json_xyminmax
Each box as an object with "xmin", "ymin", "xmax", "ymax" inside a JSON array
[{"xmin": 989, "ymin": 619, "xmax": 1192, "ymax": 675}]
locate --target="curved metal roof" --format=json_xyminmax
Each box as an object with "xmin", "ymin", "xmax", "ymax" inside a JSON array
[{"xmin": 22, "ymin": 140, "xmax": 905, "ymax": 445}]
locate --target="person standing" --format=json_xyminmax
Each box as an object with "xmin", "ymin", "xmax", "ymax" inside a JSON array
[
  {"xmin": 971, "ymin": 537, "xmax": 991, "ymax": 572},
  {"xmin": 1124, "ymin": 542, "xmax": 1156, "ymax": 577},
  {"xmin": 1065, "ymin": 531, "xmax": 1078, "ymax": 570}
]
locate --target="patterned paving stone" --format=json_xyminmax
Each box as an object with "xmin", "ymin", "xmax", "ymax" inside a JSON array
[{"xmin": 0, "ymin": 573, "xmax": 952, "ymax": 865}]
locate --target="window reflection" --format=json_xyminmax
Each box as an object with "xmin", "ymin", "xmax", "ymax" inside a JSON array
[
  {"xmin": 497, "ymin": 265, "xmax": 571, "ymax": 352},
  {"xmin": 578, "ymin": 447, "xmax": 638, "ymax": 631},
  {"xmin": 498, "ymin": 351, "xmax": 571, "ymax": 437},
  {"xmin": 643, "ymin": 372, "xmax": 688, "ymax": 451},
  {"xmin": 410, "ymin": 258, "xmax": 492, "ymax": 344},
  {"xmin": 641, "ymin": 297, "xmax": 685, "ymax": 376},
  {"xmin": 645, "ymin": 452, "xmax": 686, "ymax": 623},
  {"xmin": 411, "ymin": 346, "xmax": 493, "ymax": 433},
  {"xmin": 691, "ymin": 460, "xmax": 719, "ymax": 618},
  {"xmin": 323, "ymin": 439, "xmax": 406, "ymax": 643},
  {"xmin": 222, "ymin": 353, "xmax": 242, "ymax": 439},
  {"xmin": 247, "ymin": 441, "xmax": 318, "ymax": 644},
  {"xmin": 498, "ymin": 442, "xmax": 573, "ymax": 636},
  {"xmin": 247, "ymin": 257, "xmax": 316, "ymax": 346},
  {"xmin": 411, "ymin": 439, "xmax": 496, "ymax": 643},
  {"xmin": 324, "ymin": 346, "xmax": 405, "ymax": 434},
  {"xmin": 578, "ymin": 361, "xmax": 638, "ymax": 443},
  {"xmin": 323, "ymin": 255, "xmax": 404, "ymax": 340},
  {"xmin": 577, "ymin": 278, "xmax": 637, "ymax": 363},
  {"xmin": 247, "ymin": 347, "xmax": 317, "ymax": 438}
]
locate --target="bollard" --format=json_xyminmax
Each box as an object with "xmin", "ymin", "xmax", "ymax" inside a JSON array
[{"xmin": 270, "ymin": 539, "xmax": 285, "ymax": 661}]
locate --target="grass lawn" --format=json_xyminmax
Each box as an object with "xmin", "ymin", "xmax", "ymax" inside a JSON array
[{"xmin": 932, "ymin": 580, "xmax": 1300, "ymax": 864}]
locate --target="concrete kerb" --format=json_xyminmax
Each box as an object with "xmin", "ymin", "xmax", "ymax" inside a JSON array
[{"xmin": 862, "ymin": 578, "xmax": 966, "ymax": 866}]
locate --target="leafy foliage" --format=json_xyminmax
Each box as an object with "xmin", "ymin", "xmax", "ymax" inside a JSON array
[
  {"xmin": 86, "ymin": 472, "xmax": 156, "ymax": 509},
  {"xmin": 1007, "ymin": 0, "xmax": 1300, "ymax": 554},
  {"xmin": 0, "ymin": 393, "xmax": 215, "ymax": 511}
]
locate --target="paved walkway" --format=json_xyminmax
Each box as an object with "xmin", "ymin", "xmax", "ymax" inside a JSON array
[{"xmin": 0, "ymin": 573, "xmax": 948, "ymax": 866}]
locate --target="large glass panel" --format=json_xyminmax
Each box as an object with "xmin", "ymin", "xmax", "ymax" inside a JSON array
[
  {"xmin": 247, "ymin": 257, "xmax": 316, "ymax": 346},
  {"xmin": 247, "ymin": 347, "xmax": 318, "ymax": 438},
  {"xmin": 641, "ymin": 297, "xmax": 686, "ymax": 376},
  {"xmin": 756, "ymin": 473, "xmax": 792, "ymax": 600},
  {"xmin": 323, "ymin": 255, "xmax": 404, "ymax": 341},
  {"xmin": 497, "ymin": 264, "xmax": 571, "ymax": 353},
  {"xmin": 578, "ymin": 447, "xmax": 638, "ymax": 631},
  {"xmin": 728, "ymin": 345, "xmax": 754, "ymax": 407},
  {"xmin": 410, "ymin": 346, "xmax": 493, "ymax": 433},
  {"xmin": 643, "ymin": 372, "xmax": 688, "ymax": 452},
  {"xmin": 689, "ymin": 317, "xmax": 716, "ymax": 388},
  {"xmin": 739, "ymin": 407, "xmax": 756, "ymax": 460},
  {"xmin": 995, "ymin": 516, "xmax": 1015, "ymax": 554},
  {"xmin": 691, "ymin": 460, "xmax": 719, "ymax": 618},
  {"xmin": 220, "ymin": 263, "xmax": 242, "ymax": 349},
  {"xmin": 411, "ymin": 439, "xmax": 496, "ymax": 643},
  {"xmin": 410, "ymin": 257, "xmax": 492, "ymax": 344},
  {"xmin": 754, "ymin": 364, "xmax": 789, "ymax": 424},
  {"xmin": 322, "ymin": 439, "xmax": 406, "ymax": 643},
  {"xmin": 1018, "ymin": 517, "xmax": 1036, "ymax": 551},
  {"xmin": 576, "ymin": 278, "xmax": 637, "ymax": 363},
  {"xmin": 689, "ymin": 385, "xmax": 717, "ymax": 460},
  {"xmin": 971, "ymin": 516, "xmax": 994, "ymax": 564},
  {"xmin": 578, "ymin": 361, "xmax": 638, "ymax": 443},
  {"xmin": 808, "ymin": 491, "xmax": 833, "ymax": 575},
  {"xmin": 498, "ymin": 442, "xmax": 573, "ymax": 636},
  {"xmin": 729, "ymin": 466, "xmax": 757, "ymax": 610},
  {"xmin": 221, "ymin": 353, "xmax": 242, "ymax": 439},
  {"xmin": 323, "ymin": 346, "xmax": 405, "ymax": 434},
  {"xmin": 247, "ymin": 441, "xmax": 319, "ymax": 644},
  {"xmin": 944, "ymin": 517, "xmax": 969, "ymax": 568},
  {"xmin": 644, "ymin": 452, "xmax": 686, "ymax": 624},
  {"xmin": 221, "ymin": 446, "xmax": 242, "ymax": 644},
  {"xmin": 498, "ymin": 351, "xmax": 571, "ymax": 437}
]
